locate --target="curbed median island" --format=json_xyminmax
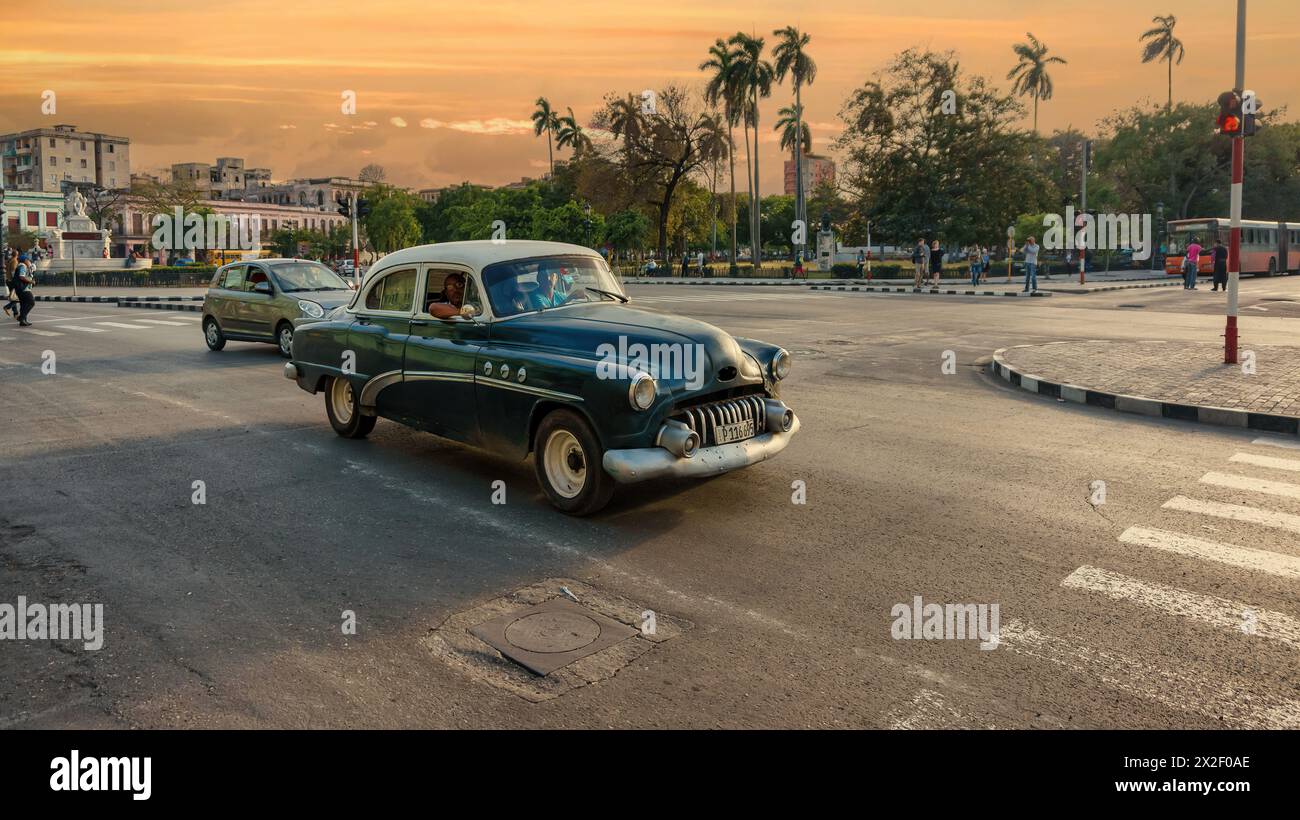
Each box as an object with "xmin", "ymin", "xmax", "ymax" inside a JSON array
[{"xmin": 990, "ymin": 340, "xmax": 1300, "ymax": 436}]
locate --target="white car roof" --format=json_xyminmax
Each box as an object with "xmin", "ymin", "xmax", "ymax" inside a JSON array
[{"xmin": 367, "ymin": 240, "xmax": 601, "ymax": 275}]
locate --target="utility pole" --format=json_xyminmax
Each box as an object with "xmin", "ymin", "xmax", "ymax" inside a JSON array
[
  {"xmin": 1225, "ymin": 0, "xmax": 1247, "ymax": 364},
  {"xmin": 865, "ymin": 220, "xmax": 872, "ymax": 281},
  {"xmin": 1080, "ymin": 140, "xmax": 1091, "ymax": 285}
]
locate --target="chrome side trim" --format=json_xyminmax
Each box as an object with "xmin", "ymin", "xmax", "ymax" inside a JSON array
[
  {"xmin": 474, "ymin": 376, "xmax": 583, "ymax": 402},
  {"xmin": 602, "ymin": 413, "xmax": 800, "ymax": 484},
  {"xmin": 404, "ymin": 370, "xmax": 476, "ymax": 384},
  {"xmin": 359, "ymin": 369, "xmax": 403, "ymax": 410}
]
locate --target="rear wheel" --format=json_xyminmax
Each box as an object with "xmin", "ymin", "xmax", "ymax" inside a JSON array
[
  {"xmin": 533, "ymin": 408, "xmax": 614, "ymax": 516},
  {"xmin": 325, "ymin": 376, "xmax": 376, "ymax": 439},
  {"xmin": 276, "ymin": 321, "xmax": 294, "ymax": 358},
  {"xmin": 203, "ymin": 316, "xmax": 226, "ymax": 351}
]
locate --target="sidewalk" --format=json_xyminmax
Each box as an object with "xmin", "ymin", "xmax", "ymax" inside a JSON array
[
  {"xmin": 991, "ymin": 340, "xmax": 1300, "ymax": 435},
  {"xmin": 622, "ymin": 270, "xmax": 1176, "ymax": 291},
  {"xmin": 34, "ymin": 286, "xmax": 208, "ymax": 299}
]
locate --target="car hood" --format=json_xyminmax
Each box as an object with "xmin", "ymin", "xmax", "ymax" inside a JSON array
[{"xmin": 494, "ymin": 302, "xmax": 765, "ymax": 391}]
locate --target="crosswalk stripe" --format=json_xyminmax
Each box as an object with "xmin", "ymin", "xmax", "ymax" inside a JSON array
[
  {"xmin": 23, "ymin": 329, "xmax": 63, "ymax": 337},
  {"xmin": 1201, "ymin": 471, "xmax": 1300, "ymax": 500},
  {"xmin": 1252, "ymin": 436, "xmax": 1300, "ymax": 451},
  {"xmin": 997, "ymin": 619, "xmax": 1300, "ymax": 729},
  {"xmin": 1062, "ymin": 565, "xmax": 1300, "ymax": 649},
  {"xmin": 1118, "ymin": 526, "xmax": 1300, "ymax": 580},
  {"xmin": 95, "ymin": 322, "xmax": 152, "ymax": 330},
  {"xmin": 55, "ymin": 325, "xmax": 106, "ymax": 333},
  {"xmin": 131, "ymin": 319, "xmax": 187, "ymax": 326},
  {"xmin": 1230, "ymin": 452, "xmax": 1300, "ymax": 472},
  {"xmin": 1164, "ymin": 495, "xmax": 1300, "ymax": 534}
]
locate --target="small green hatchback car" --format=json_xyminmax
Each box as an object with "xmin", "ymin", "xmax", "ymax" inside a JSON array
[{"xmin": 202, "ymin": 258, "xmax": 357, "ymax": 357}]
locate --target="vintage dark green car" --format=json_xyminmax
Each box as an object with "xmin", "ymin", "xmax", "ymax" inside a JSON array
[{"xmin": 283, "ymin": 240, "xmax": 799, "ymax": 515}]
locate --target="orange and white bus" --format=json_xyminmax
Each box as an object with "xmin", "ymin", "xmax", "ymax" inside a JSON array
[{"xmin": 1165, "ymin": 218, "xmax": 1300, "ymax": 277}]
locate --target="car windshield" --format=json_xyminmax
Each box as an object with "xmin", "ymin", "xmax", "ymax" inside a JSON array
[
  {"xmin": 271, "ymin": 261, "xmax": 351, "ymax": 292},
  {"xmin": 482, "ymin": 254, "xmax": 624, "ymax": 318}
]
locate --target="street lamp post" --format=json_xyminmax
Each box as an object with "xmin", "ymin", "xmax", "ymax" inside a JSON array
[
  {"xmin": 1154, "ymin": 202, "xmax": 1165, "ymax": 271},
  {"xmin": 1225, "ymin": 0, "xmax": 1247, "ymax": 365}
]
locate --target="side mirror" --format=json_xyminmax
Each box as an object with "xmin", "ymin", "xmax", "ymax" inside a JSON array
[
  {"xmin": 252, "ymin": 281, "xmax": 272, "ymax": 295},
  {"xmin": 460, "ymin": 303, "xmax": 480, "ymax": 319}
]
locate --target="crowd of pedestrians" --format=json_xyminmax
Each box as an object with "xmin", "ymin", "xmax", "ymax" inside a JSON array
[{"xmin": 2, "ymin": 246, "xmax": 37, "ymax": 326}]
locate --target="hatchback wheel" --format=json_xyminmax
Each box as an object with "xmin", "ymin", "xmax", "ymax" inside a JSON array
[
  {"xmin": 203, "ymin": 317, "xmax": 226, "ymax": 351},
  {"xmin": 325, "ymin": 376, "xmax": 376, "ymax": 439},
  {"xmin": 276, "ymin": 322, "xmax": 294, "ymax": 358},
  {"xmin": 533, "ymin": 408, "xmax": 614, "ymax": 515}
]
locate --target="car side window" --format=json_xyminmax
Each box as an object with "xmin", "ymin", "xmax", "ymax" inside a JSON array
[
  {"xmin": 220, "ymin": 265, "xmax": 246, "ymax": 291},
  {"xmin": 246, "ymin": 265, "xmax": 271, "ymax": 293},
  {"xmin": 365, "ymin": 268, "xmax": 417, "ymax": 313}
]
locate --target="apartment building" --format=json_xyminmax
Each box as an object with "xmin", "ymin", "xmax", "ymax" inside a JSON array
[{"xmin": 1, "ymin": 124, "xmax": 131, "ymax": 192}]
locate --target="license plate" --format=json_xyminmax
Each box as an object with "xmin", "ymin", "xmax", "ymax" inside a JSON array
[{"xmin": 714, "ymin": 419, "xmax": 756, "ymax": 444}]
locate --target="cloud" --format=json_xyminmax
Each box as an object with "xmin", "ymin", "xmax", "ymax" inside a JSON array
[
  {"xmin": 278, "ymin": 124, "xmax": 297, "ymax": 130},
  {"xmin": 390, "ymin": 116, "xmax": 407, "ymax": 127},
  {"xmin": 418, "ymin": 117, "xmax": 533, "ymax": 135}
]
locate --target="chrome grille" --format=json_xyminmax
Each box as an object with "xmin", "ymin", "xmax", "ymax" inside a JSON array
[{"xmin": 673, "ymin": 395, "xmax": 765, "ymax": 447}]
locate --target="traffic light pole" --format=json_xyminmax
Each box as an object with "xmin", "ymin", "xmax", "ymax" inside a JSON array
[
  {"xmin": 1225, "ymin": 0, "xmax": 1247, "ymax": 364},
  {"xmin": 1079, "ymin": 141, "xmax": 1089, "ymax": 285},
  {"xmin": 351, "ymin": 191, "xmax": 360, "ymax": 287}
]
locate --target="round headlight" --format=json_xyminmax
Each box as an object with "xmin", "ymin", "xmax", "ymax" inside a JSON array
[
  {"xmin": 297, "ymin": 299, "xmax": 325, "ymax": 319},
  {"xmin": 629, "ymin": 372, "xmax": 657, "ymax": 411},
  {"xmin": 770, "ymin": 349, "xmax": 791, "ymax": 381}
]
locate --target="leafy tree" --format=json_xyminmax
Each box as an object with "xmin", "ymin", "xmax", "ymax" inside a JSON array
[
  {"xmin": 532, "ymin": 97, "xmax": 559, "ymax": 176},
  {"xmin": 604, "ymin": 208, "xmax": 651, "ymax": 255},
  {"xmin": 362, "ymin": 186, "xmax": 421, "ymax": 253},
  {"xmin": 359, "ymin": 164, "xmax": 386, "ymax": 185},
  {"xmin": 836, "ymin": 49, "xmax": 1057, "ymax": 247}
]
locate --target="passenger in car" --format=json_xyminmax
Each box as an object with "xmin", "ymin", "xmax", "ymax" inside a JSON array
[{"xmin": 428, "ymin": 272, "xmax": 465, "ymax": 318}]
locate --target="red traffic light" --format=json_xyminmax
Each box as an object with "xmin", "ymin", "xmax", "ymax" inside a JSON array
[{"xmin": 1217, "ymin": 91, "xmax": 1243, "ymax": 136}]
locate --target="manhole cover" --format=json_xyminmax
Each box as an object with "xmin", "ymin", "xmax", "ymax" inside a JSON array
[
  {"xmin": 469, "ymin": 599, "xmax": 637, "ymax": 676},
  {"xmin": 506, "ymin": 611, "xmax": 600, "ymax": 653}
]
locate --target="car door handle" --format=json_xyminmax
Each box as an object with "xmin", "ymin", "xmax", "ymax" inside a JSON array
[{"xmin": 410, "ymin": 319, "xmax": 433, "ymax": 327}]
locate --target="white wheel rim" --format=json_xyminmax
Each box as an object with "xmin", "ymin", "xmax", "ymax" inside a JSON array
[
  {"xmin": 206, "ymin": 322, "xmax": 219, "ymax": 345},
  {"xmin": 331, "ymin": 379, "xmax": 354, "ymax": 425},
  {"xmin": 279, "ymin": 327, "xmax": 292, "ymax": 353},
  {"xmin": 543, "ymin": 429, "xmax": 586, "ymax": 499}
]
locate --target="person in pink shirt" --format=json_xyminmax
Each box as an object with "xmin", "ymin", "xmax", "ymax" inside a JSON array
[{"xmin": 1183, "ymin": 236, "xmax": 1202, "ymax": 290}]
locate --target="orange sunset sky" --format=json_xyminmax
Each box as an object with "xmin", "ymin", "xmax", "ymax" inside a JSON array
[{"xmin": 2, "ymin": 0, "xmax": 1297, "ymax": 193}]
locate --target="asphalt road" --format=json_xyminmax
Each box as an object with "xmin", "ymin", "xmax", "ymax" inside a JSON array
[{"xmin": 1, "ymin": 280, "xmax": 1298, "ymax": 729}]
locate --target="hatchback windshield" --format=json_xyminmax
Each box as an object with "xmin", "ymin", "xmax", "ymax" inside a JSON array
[
  {"xmin": 271, "ymin": 261, "xmax": 352, "ymax": 293},
  {"xmin": 482, "ymin": 255, "xmax": 625, "ymax": 318}
]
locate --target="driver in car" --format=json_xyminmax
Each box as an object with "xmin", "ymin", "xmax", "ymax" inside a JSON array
[
  {"xmin": 531, "ymin": 265, "xmax": 567, "ymax": 309},
  {"xmin": 428, "ymin": 272, "xmax": 466, "ymax": 318}
]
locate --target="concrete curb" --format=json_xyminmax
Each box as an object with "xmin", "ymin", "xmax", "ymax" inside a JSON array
[
  {"xmin": 35, "ymin": 295, "xmax": 204, "ymax": 303},
  {"xmin": 989, "ymin": 344, "xmax": 1299, "ymax": 436},
  {"xmin": 1044, "ymin": 280, "xmax": 1183, "ymax": 294},
  {"xmin": 812, "ymin": 285, "xmax": 1052, "ymax": 298},
  {"xmin": 621, "ymin": 278, "xmax": 823, "ymax": 286},
  {"xmin": 117, "ymin": 302, "xmax": 202, "ymax": 313}
]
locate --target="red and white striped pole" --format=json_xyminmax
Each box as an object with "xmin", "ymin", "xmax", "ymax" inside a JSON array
[{"xmin": 1225, "ymin": 0, "xmax": 1247, "ymax": 364}]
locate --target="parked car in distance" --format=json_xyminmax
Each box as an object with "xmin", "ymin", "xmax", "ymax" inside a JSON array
[
  {"xmin": 284, "ymin": 240, "xmax": 800, "ymax": 515},
  {"xmin": 203, "ymin": 258, "xmax": 357, "ymax": 357}
]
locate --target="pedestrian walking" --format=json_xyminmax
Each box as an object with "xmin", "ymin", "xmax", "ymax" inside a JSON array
[
  {"xmin": 13, "ymin": 253, "xmax": 36, "ymax": 326},
  {"xmin": 696, "ymin": 250, "xmax": 705, "ymax": 276},
  {"xmin": 911, "ymin": 239, "xmax": 927, "ymax": 289},
  {"xmin": 1183, "ymin": 236, "xmax": 1202, "ymax": 290},
  {"xmin": 680, "ymin": 252, "xmax": 689, "ymax": 278},
  {"xmin": 928, "ymin": 240, "xmax": 943, "ymax": 288},
  {"xmin": 1211, "ymin": 238, "xmax": 1228, "ymax": 292},
  {"xmin": 969, "ymin": 245, "xmax": 983, "ymax": 287},
  {"xmin": 793, "ymin": 252, "xmax": 804, "ymax": 278},
  {"xmin": 856, "ymin": 249, "xmax": 866, "ymax": 278},
  {"xmin": 980, "ymin": 245, "xmax": 991, "ymax": 283},
  {"xmin": 1021, "ymin": 236, "xmax": 1040, "ymax": 293},
  {"xmin": 3, "ymin": 251, "xmax": 19, "ymax": 320}
]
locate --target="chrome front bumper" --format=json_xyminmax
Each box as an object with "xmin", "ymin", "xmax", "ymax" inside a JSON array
[{"xmin": 601, "ymin": 413, "xmax": 800, "ymax": 484}]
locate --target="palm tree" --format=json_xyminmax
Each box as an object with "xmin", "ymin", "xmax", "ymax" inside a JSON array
[
  {"xmin": 696, "ymin": 112, "xmax": 730, "ymax": 261},
  {"xmin": 556, "ymin": 107, "xmax": 593, "ymax": 157},
  {"xmin": 1007, "ymin": 33, "xmax": 1067, "ymax": 133},
  {"xmin": 774, "ymin": 105, "xmax": 811, "ymax": 159},
  {"xmin": 700, "ymin": 38, "xmax": 744, "ymax": 271},
  {"xmin": 773, "ymin": 26, "xmax": 816, "ymax": 260},
  {"xmin": 531, "ymin": 97, "xmax": 559, "ymax": 176},
  {"xmin": 1140, "ymin": 15, "xmax": 1185, "ymax": 112},
  {"xmin": 729, "ymin": 31, "xmax": 774, "ymax": 271}
]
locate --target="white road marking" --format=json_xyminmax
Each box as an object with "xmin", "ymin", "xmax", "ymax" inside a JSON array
[
  {"xmin": 54, "ymin": 325, "xmax": 106, "ymax": 333},
  {"xmin": 886, "ymin": 688, "xmax": 997, "ymax": 730},
  {"xmin": 1230, "ymin": 452, "xmax": 1300, "ymax": 472},
  {"xmin": 131, "ymin": 319, "xmax": 188, "ymax": 326},
  {"xmin": 1061, "ymin": 565, "xmax": 1300, "ymax": 649},
  {"xmin": 1201, "ymin": 471, "xmax": 1300, "ymax": 500},
  {"xmin": 1252, "ymin": 436, "xmax": 1300, "ymax": 451},
  {"xmin": 1118, "ymin": 526, "xmax": 1300, "ymax": 580},
  {"xmin": 1164, "ymin": 495, "xmax": 1300, "ymax": 534},
  {"xmin": 22, "ymin": 329, "xmax": 63, "ymax": 337},
  {"xmin": 998, "ymin": 619, "xmax": 1300, "ymax": 729},
  {"xmin": 95, "ymin": 322, "xmax": 153, "ymax": 330}
]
